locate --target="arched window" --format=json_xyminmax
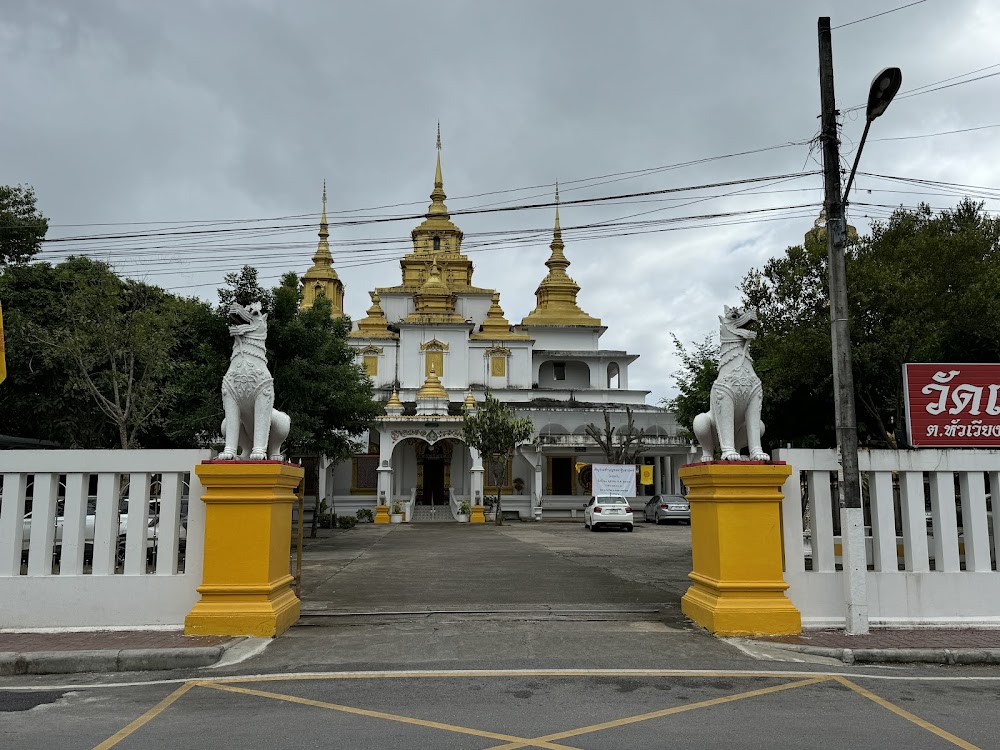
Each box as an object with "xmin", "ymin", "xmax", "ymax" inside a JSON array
[
  {"xmin": 608, "ymin": 363, "xmax": 620, "ymax": 389},
  {"xmin": 433, "ymin": 236, "xmax": 441, "ymax": 252}
]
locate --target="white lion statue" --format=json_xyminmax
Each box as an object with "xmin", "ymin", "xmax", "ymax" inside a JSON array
[
  {"xmin": 218, "ymin": 301, "xmax": 291, "ymax": 461},
  {"xmin": 692, "ymin": 306, "xmax": 769, "ymax": 462}
]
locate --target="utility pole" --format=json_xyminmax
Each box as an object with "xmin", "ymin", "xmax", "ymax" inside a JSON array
[{"xmin": 818, "ymin": 16, "xmax": 868, "ymax": 635}]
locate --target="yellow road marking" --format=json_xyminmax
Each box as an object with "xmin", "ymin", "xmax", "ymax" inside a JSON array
[
  {"xmin": 92, "ymin": 681, "xmax": 196, "ymax": 750},
  {"xmin": 833, "ymin": 677, "xmax": 982, "ymax": 750},
  {"xmin": 199, "ymin": 682, "xmax": 583, "ymax": 750},
  {"xmin": 485, "ymin": 676, "xmax": 831, "ymax": 750}
]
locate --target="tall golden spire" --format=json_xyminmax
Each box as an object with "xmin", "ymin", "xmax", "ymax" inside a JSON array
[
  {"xmin": 301, "ymin": 180, "xmax": 344, "ymax": 317},
  {"xmin": 320, "ymin": 179, "xmax": 329, "ymax": 238},
  {"xmin": 519, "ymin": 184, "xmax": 601, "ymax": 328},
  {"xmin": 428, "ymin": 122, "xmax": 448, "ymax": 216}
]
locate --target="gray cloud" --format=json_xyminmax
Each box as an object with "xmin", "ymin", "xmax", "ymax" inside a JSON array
[{"xmin": 3, "ymin": 0, "xmax": 997, "ymax": 405}]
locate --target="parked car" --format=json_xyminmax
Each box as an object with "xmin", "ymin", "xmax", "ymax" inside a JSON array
[
  {"xmin": 584, "ymin": 495, "xmax": 633, "ymax": 532},
  {"xmin": 643, "ymin": 494, "xmax": 690, "ymax": 525}
]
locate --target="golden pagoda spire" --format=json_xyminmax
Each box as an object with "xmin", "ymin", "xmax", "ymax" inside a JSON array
[
  {"xmin": 519, "ymin": 185, "xmax": 600, "ymax": 328},
  {"xmin": 472, "ymin": 291, "xmax": 529, "ymax": 340},
  {"xmin": 320, "ymin": 179, "xmax": 329, "ymax": 238},
  {"xmin": 386, "ymin": 388, "xmax": 403, "ymax": 409},
  {"xmin": 417, "ymin": 362, "xmax": 449, "ymax": 399},
  {"xmin": 348, "ymin": 290, "xmax": 398, "ymax": 339},
  {"xmin": 301, "ymin": 179, "xmax": 344, "ymax": 317},
  {"xmin": 427, "ymin": 122, "xmax": 448, "ymax": 217}
]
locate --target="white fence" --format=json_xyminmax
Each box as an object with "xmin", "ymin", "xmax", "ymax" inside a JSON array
[
  {"xmin": 773, "ymin": 448, "xmax": 1000, "ymax": 628},
  {"xmin": 0, "ymin": 450, "xmax": 211, "ymax": 630}
]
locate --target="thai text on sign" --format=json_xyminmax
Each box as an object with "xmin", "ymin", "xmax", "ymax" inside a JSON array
[
  {"xmin": 591, "ymin": 463, "xmax": 637, "ymax": 497},
  {"xmin": 904, "ymin": 363, "xmax": 1000, "ymax": 447}
]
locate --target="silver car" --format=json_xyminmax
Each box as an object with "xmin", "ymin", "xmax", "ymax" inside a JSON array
[{"xmin": 643, "ymin": 494, "xmax": 690, "ymax": 524}]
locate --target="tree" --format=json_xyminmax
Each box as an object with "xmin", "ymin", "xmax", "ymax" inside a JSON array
[
  {"xmin": 585, "ymin": 406, "xmax": 649, "ymax": 464},
  {"xmin": 0, "ymin": 185, "xmax": 47, "ymax": 266},
  {"xmin": 24, "ymin": 260, "xmax": 188, "ymax": 448},
  {"xmin": 463, "ymin": 389, "xmax": 533, "ymax": 526},
  {"xmin": 739, "ymin": 200, "xmax": 1000, "ymax": 448},
  {"xmin": 664, "ymin": 334, "xmax": 718, "ymax": 436},
  {"xmin": 0, "ymin": 257, "xmax": 224, "ymax": 448}
]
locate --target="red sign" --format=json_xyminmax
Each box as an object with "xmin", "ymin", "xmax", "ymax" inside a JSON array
[{"xmin": 904, "ymin": 363, "xmax": 1000, "ymax": 447}]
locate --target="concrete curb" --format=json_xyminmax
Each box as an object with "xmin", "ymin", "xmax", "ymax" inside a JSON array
[
  {"xmin": 0, "ymin": 641, "xmax": 237, "ymax": 676},
  {"xmin": 751, "ymin": 641, "xmax": 1000, "ymax": 665}
]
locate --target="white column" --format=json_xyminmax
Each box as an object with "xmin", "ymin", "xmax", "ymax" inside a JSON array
[
  {"xmin": 378, "ymin": 431, "xmax": 395, "ymax": 505},
  {"xmin": 469, "ymin": 446, "xmax": 484, "ymax": 506}
]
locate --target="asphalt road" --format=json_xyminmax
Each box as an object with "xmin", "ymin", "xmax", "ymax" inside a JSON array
[{"xmin": 3, "ymin": 522, "xmax": 999, "ymax": 749}]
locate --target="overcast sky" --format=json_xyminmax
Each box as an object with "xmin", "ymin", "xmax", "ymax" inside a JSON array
[{"xmin": 3, "ymin": 0, "xmax": 999, "ymax": 405}]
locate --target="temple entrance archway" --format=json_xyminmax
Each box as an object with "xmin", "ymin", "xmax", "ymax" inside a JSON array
[{"xmin": 416, "ymin": 440, "xmax": 454, "ymax": 505}]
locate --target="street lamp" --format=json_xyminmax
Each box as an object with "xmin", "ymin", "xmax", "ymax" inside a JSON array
[
  {"xmin": 817, "ymin": 17, "xmax": 901, "ymax": 635},
  {"xmin": 842, "ymin": 68, "xmax": 903, "ymax": 202}
]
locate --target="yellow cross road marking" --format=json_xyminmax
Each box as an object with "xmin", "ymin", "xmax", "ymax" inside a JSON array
[
  {"xmin": 91, "ymin": 681, "xmax": 196, "ymax": 750},
  {"xmin": 833, "ymin": 677, "xmax": 982, "ymax": 750},
  {"xmin": 484, "ymin": 676, "xmax": 831, "ymax": 750},
  {"xmin": 198, "ymin": 682, "xmax": 583, "ymax": 750}
]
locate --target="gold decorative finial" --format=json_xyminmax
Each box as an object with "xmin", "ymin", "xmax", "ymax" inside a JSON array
[
  {"xmin": 554, "ymin": 181, "xmax": 561, "ymax": 233},
  {"xmin": 436, "ymin": 121, "xmax": 441, "ymax": 151},
  {"xmin": 321, "ymin": 179, "xmax": 328, "ymax": 229}
]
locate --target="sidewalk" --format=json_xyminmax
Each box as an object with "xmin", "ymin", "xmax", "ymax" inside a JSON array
[
  {"xmin": 748, "ymin": 628, "xmax": 1000, "ymax": 665},
  {"xmin": 0, "ymin": 631, "xmax": 236, "ymax": 676}
]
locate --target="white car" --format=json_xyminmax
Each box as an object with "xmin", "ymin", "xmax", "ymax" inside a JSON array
[{"xmin": 584, "ymin": 495, "xmax": 634, "ymax": 532}]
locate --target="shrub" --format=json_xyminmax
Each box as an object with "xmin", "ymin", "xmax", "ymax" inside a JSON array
[
  {"xmin": 337, "ymin": 515, "xmax": 358, "ymax": 530},
  {"xmin": 356, "ymin": 508, "xmax": 374, "ymax": 523}
]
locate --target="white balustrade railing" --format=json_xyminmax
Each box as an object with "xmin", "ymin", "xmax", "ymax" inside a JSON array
[
  {"xmin": 0, "ymin": 449, "xmax": 212, "ymax": 629},
  {"xmin": 773, "ymin": 448, "xmax": 1000, "ymax": 627}
]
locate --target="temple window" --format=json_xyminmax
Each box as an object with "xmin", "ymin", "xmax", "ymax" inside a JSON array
[
  {"xmin": 363, "ymin": 355, "xmax": 378, "ymax": 377},
  {"xmin": 553, "ymin": 362, "xmax": 566, "ymax": 381},
  {"xmin": 491, "ymin": 355, "xmax": 506, "ymax": 377},
  {"xmin": 433, "ymin": 236, "xmax": 441, "ymax": 252},
  {"xmin": 608, "ymin": 362, "xmax": 620, "ymax": 389}
]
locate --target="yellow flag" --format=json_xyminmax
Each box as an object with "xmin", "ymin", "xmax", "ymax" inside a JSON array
[
  {"xmin": 640, "ymin": 464, "xmax": 654, "ymax": 485},
  {"xmin": 0, "ymin": 300, "xmax": 6, "ymax": 386}
]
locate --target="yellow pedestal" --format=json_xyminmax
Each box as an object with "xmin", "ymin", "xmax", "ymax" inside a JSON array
[
  {"xmin": 185, "ymin": 461, "xmax": 304, "ymax": 637},
  {"xmin": 470, "ymin": 505, "xmax": 486, "ymax": 524},
  {"xmin": 679, "ymin": 462, "xmax": 801, "ymax": 636},
  {"xmin": 374, "ymin": 504, "xmax": 391, "ymax": 524}
]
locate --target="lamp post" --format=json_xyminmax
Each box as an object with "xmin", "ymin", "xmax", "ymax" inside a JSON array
[{"xmin": 817, "ymin": 17, "xmax": 900, "ymax": 635}]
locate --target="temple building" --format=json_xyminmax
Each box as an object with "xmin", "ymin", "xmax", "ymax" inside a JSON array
[{"xmin": 305, "ymin": 133, "xmax": 694, "ymax": 521}]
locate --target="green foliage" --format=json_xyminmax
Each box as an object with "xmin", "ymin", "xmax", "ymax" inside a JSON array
[
  {"xmin": 458, "ymin": 500, "xmax": 471, "ymax": 516},
  {"xmin": 665, "ymin": 335, "xmax": 718, "ymax": 436},
  {"xmin": 462, "ymin": 389, "xmax": 533, "ymax": 525},
  {"xmin": 0, "ymin": 185, "xmax": 47, "ymax": 266},
  {"xmin": 0, "ymin": 257, "xmax": 226, "ymax": 448},
  {"xmin": 336, "ymin": 514, "xmax": 358, "ymax": 530},
  {"xmin": 740, "ymin": 200, "xmax": 1000, "ymax": 447},
  {"xmin": 217, "ymin": 265, "xmax": 273, "ymax": 314},
  {"xmin": 356, "ymin": 508, "xmax": 375, "ymax": 523}
]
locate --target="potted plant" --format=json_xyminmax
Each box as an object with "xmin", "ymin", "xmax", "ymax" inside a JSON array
[
  {"xmin": 483, "ymin": 496, "xmax": 496, "ymax": 522},
  {"xmin": 457, "ymin": 500, "xmax": 471, "ymax": 523},
  {"xmin": 390, "ymin": 500, "xmax": 403, "ymax": 524}
]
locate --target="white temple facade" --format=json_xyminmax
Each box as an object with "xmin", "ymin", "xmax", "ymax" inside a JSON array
[{"xmin": 306, "ymin": 136, "xmax": 695, "ymax": 521}]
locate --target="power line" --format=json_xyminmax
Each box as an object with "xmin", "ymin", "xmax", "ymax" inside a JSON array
[
  {"xmin": 37, "ymin": 171, "xmax": 819, "ymax": 245},
  {"xmin": 832, "ymin": 0, "xmax": 929, "ymax": 30},
  {"xmin": 870, "ymin": 123, "xmax": 1000, "ymax": 141}
]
